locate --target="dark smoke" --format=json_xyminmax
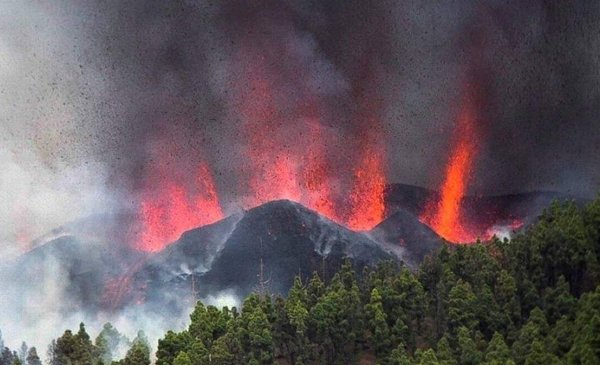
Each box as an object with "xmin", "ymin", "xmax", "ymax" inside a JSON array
[
  {"xmin": 1, "ymin": 0, "xmax": 599, "ymax": 253},
  {"xmin": 78, "ymin": 0, "xmax": 600, "ymax": 200}
]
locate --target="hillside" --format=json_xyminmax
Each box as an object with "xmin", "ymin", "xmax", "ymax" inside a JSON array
[{"xmin": 28, "ymin": 195, "xmax": 600, "ymax": 365}]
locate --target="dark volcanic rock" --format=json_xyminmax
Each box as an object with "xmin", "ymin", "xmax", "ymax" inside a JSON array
[
  {"xmin": 139, "ymin": 213, "xmax": 244, "ymax": 284},
  {"xmin": 137, "ymin": 200, "xmax": 397, "ymax": 309},
  {"xmin": 198, "ymin": 200, "xmax": 393, "ymax": 294},
  {"xmin": 385, "ymin": 183, "xmax": 583, "ymax": 232},
  {"xmin": 369, "ymin": 209, "xmax": 443, "ymax": 267}
]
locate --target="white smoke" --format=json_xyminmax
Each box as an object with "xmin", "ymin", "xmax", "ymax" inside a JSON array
[
  {"xmin": 200, "ymin": 290, "xmax": 240, "ymax": 309},
  {"xmin": 0, "ymin": 0, "xmax": 116, "ymax": 257},
  {"xmin": 0, "ymin": 1, "xmax": 141, "ymax": 356},
  {"xmin": 0, "ymin": 148, "xmax": 113, "ymax": 257},
  {"xmin": 0, "ymin": 250, "xmax": 193, "ymax": 360}
]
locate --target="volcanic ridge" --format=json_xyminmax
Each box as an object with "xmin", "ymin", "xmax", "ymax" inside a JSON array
[{"xmin": 7, "ymin": 185, "xmax": 580, "ymax": 318}]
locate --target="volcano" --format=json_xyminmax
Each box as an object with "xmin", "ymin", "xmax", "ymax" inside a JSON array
[
  {"xmin": 124, "ymin": 199, "xmax": 413, "ymax": 313},
  {"xmin": 10, "ymin": 197, "xmax": 442, "ymax": 316},
  {"xmin": 9, "ymin": 184, "xmax": 580, "ymax": 319}
]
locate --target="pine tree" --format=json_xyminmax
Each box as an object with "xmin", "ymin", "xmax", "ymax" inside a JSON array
[
  {"xmin": 46, "ymin": 340, "xmax": 58, "ymax": 365},
  {"xmin": 186, "ymin": 339, "xmax": 208, "ymax": 364},
  {"xmin": 156, "ymin": 331, "xmax": 191, "ymax": 365},
  {"xmin": 189, "ymin": 302, "xmax": 228, "ymax": 348},
  {"xmin": 547, "ymin": 315, "xmax": 575, "ymax": 357},
  {"xmin": 123, "ymin": 333, "xmax": 150, "ymax": 365},
  {"xmin": 55, "ymin": 330, "xmax": 77, "ymax": 365},
  {"xmin": 223, "ymin": 314, "xmax": 245, "ymax": 364},
  {"xmin": 310, "ymin": 261, "xmax": 364, "ymax": 364},
  {"xmin": 365, "ymin": 288, "xmax": 391, "ymax": 357},
  {"xmin": 211, "ymin": 335, "xmax": 234, "ymax": 365},
  {"xmin": 25, "ymin": 348, "xmax": 41, "ymax": 365},
  {"xmin": 95, "ymin": 323, "xmax": 128, "ymax": 365},
  {"xmin": 457, "ymin": 327, "xmax": 482, "ymax": 365},
  {"xmin": 565, "ymin": 286, "xmax": 600, "ymax": 364},
  {"xmin": 543, "ymin": 275, "xmax": 576, "ymax": 323},
  {"xmin": 511, "ymin": 308, "xmax": 549, "ymax": 365},
  {"xmin": 484, "ymin": 332, "xmax": 510, "ymax": 365},
  {"xmin": 447, "ymin": 280, "xmax": 478, "ymax": 333},
  {"xmin": 306, "ymin": 272, "xmax": 325, "ymax": 308},
  {"xmin": 172, "ymin": 352, "xmax": 191, "ymax": 365},
  {"xmin": 271, "ymin": 297, "xmax": 293, "ymax": 363},
  {"xmin": 436, "ymin": 334, "xmax": 456, "ymax": 365},
  {"xmin": 390, "ymin": 267, "xmax": 427, "ymax": 350},
  {"xmin": 524, "ymin": 340, "xmax": 560, "ymax": 365},
  {"xmin": 415, "ymin": 348, "xmax": 439, "ymax": 365},
  {"xmin": 242, "ymin": 295, "xmax": 273, "ymax": 364},
  {"xmin": 285, "ymin": 279, "xmax": 310, "ymax": 364},
  {"xmin": 286, "ymin": 280, "xmax": 309, "ymax": 334},
  {"xmin": 386, "ymin": 343, "xmax": 411, "ymax": 365},
  {"xmin": 18, "ymin": 343, "xmax": 27, "ymax": 362},
  {"xmin": 0, "ymin": 348, "xmax": 13, "ymax": 365},
  {"xmin": 495, "ymin": 270, "xmax": 521, "ymax": 327},
  {"xmin": 1, "ymin": 348, "xmax": 14, "ymax": 365},
  {"xmin": 73, "ymin": 323, "xmax": 98, "ymax": 365}
]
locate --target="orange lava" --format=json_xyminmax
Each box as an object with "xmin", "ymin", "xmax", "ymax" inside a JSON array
[
  {"xmin": 238, "ymin": 57, "xmax": 303, "ymax": 207},
  {"xmin": 347, "ymin": 143, "xmax": 386, "ymax": 230},
  {"xmin": 232, "ymin": 43, "xmax": 385, "ymax": 230},
  {"xmin": 421, "ymin": 93, "xmax": 479, "ymax": 243},
  {"xmin": 301, "ymin": 122, "xmax": 341, "ymax": 223},
  {"xmin": 136, "ymin": 45, "xmax": 387, "ymax": 252},
  {"xmin": 102, "ymin": 257, "xmax": 148, "ymax": 310},
  {"xmin": 137, "ymin": 161, "xmax": 223, "ymax": 252}
]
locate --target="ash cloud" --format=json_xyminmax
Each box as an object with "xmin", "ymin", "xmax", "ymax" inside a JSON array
[
  {"xmin": 64, "ymin": 0, "xmax": 600, "ymax": 202},
  {"xmin": 4, "ymin": 0, "xmax": 598, "ymax": 226}
]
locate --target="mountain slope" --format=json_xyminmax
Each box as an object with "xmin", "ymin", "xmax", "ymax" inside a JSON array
[
  {"xmin": 137, "ymin": 200, "xmax": 397, "ymax": 309},
  {"xmin": 369, "ymin": 208, "xmax": 443, "ymax": 267}
]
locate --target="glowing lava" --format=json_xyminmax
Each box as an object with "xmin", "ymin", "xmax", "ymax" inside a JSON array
[
  {"xmin": 420, "ymin": 92, "xmax": 480, "ymax": 243},
  {"xmin": 137, "ymin": 161, "xmax": 223, "ymax": 252},
  {"xmin": 237, "ymin": 56, "xmax": 303, "ymax": 207},
  {"xmin": 136, "ymin": 42, "xmax": 388, "ymax": 252},
  {"xmin": 233, "ymin": 44, "xmax": 385, "ymax": 230},
  {"xmin": 347, "ymin": 143, "xmax": 386, "ymax": 230},
  {"xmin": 301, "ymin": 121, "xmax": 341, "ymax": 223}
]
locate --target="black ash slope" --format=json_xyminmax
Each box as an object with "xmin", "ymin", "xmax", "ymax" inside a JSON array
[{"xmin": 136, "ymin": 200, "xmax": 401, "ymax": 311}]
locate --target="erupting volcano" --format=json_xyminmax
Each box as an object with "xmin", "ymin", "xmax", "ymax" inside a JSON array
[
  {"xmin": 131, "ymin": 42, "xmax": 389, "ymax": 252},
  {"xmin": 138, "ymin": 161, "xmax": 224, "ymax": 252},
  {"xmin": 133, "ymin": 48, "xmax": 388, "ymax": 251},
  {"xmin": 233, "ymin": 44, "xmax": 387, "ymax": 232},
  {"xmin": 420, "ymin": 89, "xmax": 481, "ymax": 243}
]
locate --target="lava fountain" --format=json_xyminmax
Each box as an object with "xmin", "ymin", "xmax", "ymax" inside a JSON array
[
  {"xmin": 135, "ymin": 39, "xmax": 388, "ymax": 251},
  {"xmin": 137, "ymin": 161, "xmax": 224, "ymax": 252},
  {"xmin": 232, "ymin": 43, "xmax": 385, "ymax": 230},
  {"xmin": 420, "ymin": 90, "xmax": 480, "ymax": 243},
  {"xmin": 347, "ymin": 138, "xmax": 386, "ymax": 231}
]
